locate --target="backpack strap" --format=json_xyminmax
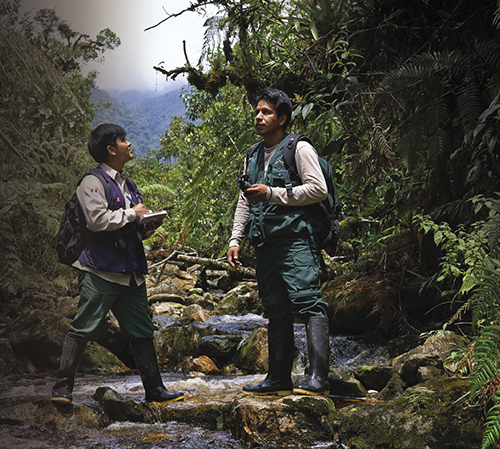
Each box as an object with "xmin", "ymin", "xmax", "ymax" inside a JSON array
[{"xmin": 282, "ymin": 134, "xmax": 314, "ymax": 197}]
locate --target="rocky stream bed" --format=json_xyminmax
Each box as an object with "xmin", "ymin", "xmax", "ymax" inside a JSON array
[{"xmin": 0, "ymin": 255, "xmax": 486, "ymax": 448}]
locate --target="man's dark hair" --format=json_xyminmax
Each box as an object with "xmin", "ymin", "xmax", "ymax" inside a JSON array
[
  {"xmin": 255, "ymin": 88, "xmax": 293, "ymax": 129},
  {"xmin": 87, "ymin": 123, "xmax": 126, "ymax": 163}
]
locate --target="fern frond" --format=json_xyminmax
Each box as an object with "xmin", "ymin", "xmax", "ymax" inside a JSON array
[
  {"xmin": 471, "ymin": 325, "xmax": 500, "ymax": 398},
  {"xmin": 396, "ymin": 112, "xmax": 426, "ymax": 170},
  {"xmin": 482, "ymin": 402, "xmax": 500, "ymax": 449},
  {"xmin": 139, "ymin": 183, "xmax": 176, "ymax": 196},
  {"xmin": 457, "ymin": 83, "xmax": 483, "ymax": 134},
  {"xmin": 426, "ymin": 96, "xmax": 450, "ymax": 164},
  {"xmin": 369, "ymin": 117, "xmax": 396, "ymax": 165},
  {"xmin": 474, "ymin": 38, "xmax": 500, "ymax": 69}
]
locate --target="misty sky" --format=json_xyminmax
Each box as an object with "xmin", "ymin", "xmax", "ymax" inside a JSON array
[{"xmin": 21, "ymin": 0, "xmax": 211, "ymax": 93}]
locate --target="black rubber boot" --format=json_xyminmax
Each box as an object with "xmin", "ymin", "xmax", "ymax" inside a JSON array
[
  {"xmin": 243, "ymin": 315, "xmax": 294, "ymax": 396},
  {"xmin": 130, "ymin": 339, "xmax": 185, "ymax": 403},
  {"xmin": 293, "ymin": 316, "xmax": 330, "ymax": 396},
  {"xmin": 51, "ymin": 335, "xmax": 87, "ymax": 404}
]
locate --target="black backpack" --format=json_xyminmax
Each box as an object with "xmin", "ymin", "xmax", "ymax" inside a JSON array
[
  {"xmin": 56, "ymin": 169, "xmax": 109, "ymax": 266},
  {"xmin": 282, "ymin": 134, "xmax": 341, "ymax": 256}
]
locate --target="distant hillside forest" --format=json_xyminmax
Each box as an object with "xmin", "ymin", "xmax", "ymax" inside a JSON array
[{"xmin": 91, "ymin": 87, "xmax": 187, "ymax": 156}]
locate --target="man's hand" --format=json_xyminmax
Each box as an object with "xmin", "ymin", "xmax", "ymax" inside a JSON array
[
  {"xmin": 227, "ymin": 246, "xmax": 242, "ymax": 268},
  {"xmin": 132, "ymin": 203, "xmax": 149, "ymax": 218},
  {"xmin": 243, "ymin": 184, "xmax": 268, "ymax": 203}
]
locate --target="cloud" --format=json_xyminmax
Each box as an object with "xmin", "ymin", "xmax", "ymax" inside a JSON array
[{"xmin": 21, "ymin": 0, "xmax": 208, "ymax": 92}]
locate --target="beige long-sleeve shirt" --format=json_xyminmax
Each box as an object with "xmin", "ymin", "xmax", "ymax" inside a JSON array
[
  {"xmin": 72, "ymin": 163, "xmax": 145, "ymax": 286},
  {"xmin": 229, "ymin": 140, "xmax": 327, "ymax": 248}
]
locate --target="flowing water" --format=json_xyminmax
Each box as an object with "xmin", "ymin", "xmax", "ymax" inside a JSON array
[{"xmin": 0, "ymin": 314, "xmax": 385, "ymax": 449}]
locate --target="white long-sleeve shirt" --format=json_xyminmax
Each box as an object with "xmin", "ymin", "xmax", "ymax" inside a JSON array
[
  {"xmin": 229, "ymin": 140, "xmax": 327, "ymax": 248},
  {"xmin": 72, "ymin": 163, "xmax": 145, "ymax": 286}
]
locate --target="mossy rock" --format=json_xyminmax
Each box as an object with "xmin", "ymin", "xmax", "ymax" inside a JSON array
[{"xmin": 334, "ymin": 377, "xmax": 482, "ymax": 449}]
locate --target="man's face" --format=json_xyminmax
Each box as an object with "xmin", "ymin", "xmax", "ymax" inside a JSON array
[
  {"xmin": 109, "ymin": 135, "xmax": 133, "ymax": 164},
  {"xmin": 254, "ymin": 100, "xmax": 287, "ymax": 137}
]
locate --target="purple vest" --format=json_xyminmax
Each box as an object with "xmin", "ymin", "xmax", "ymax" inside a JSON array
[{"xmin": 78, "ymin": 167, "xmax": 148, "ymax": 275}]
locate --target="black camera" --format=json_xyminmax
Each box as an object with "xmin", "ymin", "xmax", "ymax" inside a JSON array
[{"xmin": 237, "ymin": 174, "xmax": 252, "ymax": 191}]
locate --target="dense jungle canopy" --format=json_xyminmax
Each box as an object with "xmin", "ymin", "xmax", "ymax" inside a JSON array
[{"xmin": 2, "ymin": 0, "xmax": 500, "ymax": 447}]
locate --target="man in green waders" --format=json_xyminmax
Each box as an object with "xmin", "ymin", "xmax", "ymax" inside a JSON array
[{"xmin": 227, "ymin": 88, "xmax": 330, "ymax": 396}]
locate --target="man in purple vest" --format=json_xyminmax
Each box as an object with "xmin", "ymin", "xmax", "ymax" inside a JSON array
[{"xmin": 51, "ymin": 123, "xmax": 184, "ymax": 404}]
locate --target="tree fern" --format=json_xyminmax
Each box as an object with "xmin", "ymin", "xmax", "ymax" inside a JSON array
[{"xmin": 457, "ymin": 83, "xmax": 483, "ymax": 136}]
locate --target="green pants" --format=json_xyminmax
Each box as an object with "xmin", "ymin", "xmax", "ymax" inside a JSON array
[
  {"xmin": 68, "ymin": 271, "xmax": 154, "ymax": 343},
  {"xmin": 256, "ymin": 233, "xmax": 328, "ymax": 320}
]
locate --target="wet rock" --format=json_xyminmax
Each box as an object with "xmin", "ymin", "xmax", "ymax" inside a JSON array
[
  {"xmin": 155, "ymin": 397, "xmax": 237, "ymax": 430},
  {"xmin": 190, "ymin": 355, "xmax": 220, "ymax": 374},
  {"xmin": 184, "ymin": 294, "xmax": 216, "ymax": 311},
  {"xmin": 391, "ymin": 331, "xmax": 463, "ymax": 387},
  {"xmin": 354, "ymin": 365, "xmax": 393, "ymax": 391},
  {"xmin": 156, "ymin": 394, "xmax": 336, "ymax": 447},
  {"xmin": 398, "ymin": 354, "xmax": 443, "ymax": 385},
  {"xmin": 333, "ymin": 377, "xmax": 482, "ymax": 449},
  {"xmin": 171, "ymin": 270, "xmax": 196, "ymax": 292},
  {"xmin": 232, "ymin": 395, "xmax": 336, "ymax": 447},
  {"xmin": 0, "ymin": 399, "xmax": 108, "ymax": 432},
  {"xmin": 93, "ymin": 386, "xmax": 151, "ymax": 423},
  {"xmin": 392, "ymin": 332, "xmax": 462, "ymax": 373},
  {"xmin": 239, "ymin": 327, "xmax": 268, "ymax": 374},
  {"xmin": 378, "ymin": 373, "xmax": 407, "ymax": 401},
  {"xmin": 199, "ymin": 335, "xmax": 242, "ymax": 365},
  {"xmin": 152, "ymin": 301, "xmax": 184, "ymax": 317},
  {"xmin": 79, "ymin": 342, "xmax": 129, "ymax": 374},
  {"xmin": 183, "ymin": 304, "xmax": 212, "ymax": 322},
  {"xmin": 147, "ymin": 278, "xmax": 184, "ymax": 296},
  {"xmin": 236, "ymin": 290, "xmax": 261, "ymax": 315},
  {"xmin": 328, "ymin": 373, "xmax": 368, "ymax": 398},
  {"xmin": 417, "ymin": 364, "xmax": 447, "ymax": 383},
  {"xmin": 216, "ymin": 283, "xmax": 261, "ymax": 316},
  {"xmin": 155, "ymin": 322, "xmax": 218, "ymax": 370},
  {"xmin": 214, "ymin": 294, "xmax": 239, "ymax": 316}
]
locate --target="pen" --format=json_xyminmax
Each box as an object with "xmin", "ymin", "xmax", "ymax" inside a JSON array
[{"xmin": 126, "ymin": 195, "xmax": 136, "ymax": 207}]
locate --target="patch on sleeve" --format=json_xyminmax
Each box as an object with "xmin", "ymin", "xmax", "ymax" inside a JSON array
[{"xmin": 90, "ymin": 188, "xmax": 99, "ymax": 193}]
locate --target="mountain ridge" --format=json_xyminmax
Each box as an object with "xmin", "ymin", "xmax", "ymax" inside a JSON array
[{"xmin": 91, "ymin": 87, "xmax": 187, "ymax": 156}]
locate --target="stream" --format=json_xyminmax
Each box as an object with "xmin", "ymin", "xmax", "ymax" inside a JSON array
[{"xmin": 0, "ymin": 313, "xmax": 389, "ymax": 449}]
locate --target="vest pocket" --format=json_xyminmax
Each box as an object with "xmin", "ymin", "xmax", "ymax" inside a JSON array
[{"xmin": 269, "ymin": 171, "xmax": 286, "ymax": 187}]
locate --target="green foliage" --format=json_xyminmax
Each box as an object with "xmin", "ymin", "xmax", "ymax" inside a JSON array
[
  {"xmin": 414, "ymin": 212, "xmax": 500, "ymax": 447},
  {"xmin": 415, "ymin": 215, "xmax": 488, "ymax": 295},
  {"xmin": 482, "ymin": 398, "xmax": 500, "ymax": 449},
  {"xmin": 146, "ymin": 84, "xmax": 255, "ymax": 257},
  {"xmin": 0, "ymin": 1, "xmax": 116, "ymax": 300}
]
